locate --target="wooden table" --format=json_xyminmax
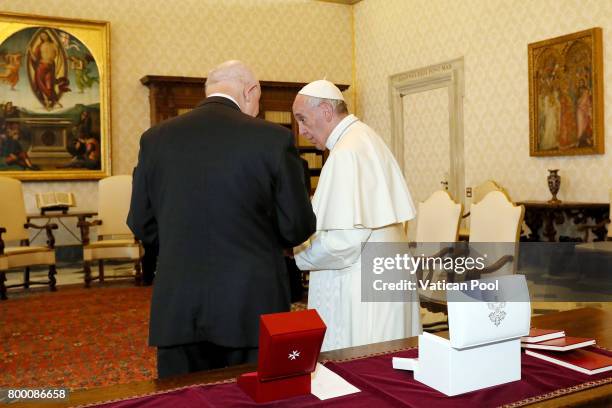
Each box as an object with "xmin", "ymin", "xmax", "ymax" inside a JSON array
[
  {"xmin": 27, "ymin": 211, "xmax": 97, "ymax": 244},
  {"xmin": 21, "ymin": 307, "xmax": 610, "ymax": 408},
  {"xmin": 575, "ymin": 241, "xmax": 612, "ymax": 254},
  {"xmin": 518, "ymin": 201, "xmax": 609, "ymax": 242}
]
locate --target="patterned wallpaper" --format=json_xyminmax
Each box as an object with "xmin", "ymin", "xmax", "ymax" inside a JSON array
[
  {"xmin": 354, "ymin": 0, "xmax": 612, "ymax": 204},
  {"xmin": 1, "ymin": 0, "xmax": 354, "ymax": 221},
  {"xmin": 402, "ymin": 87, "xmax": 450, "ymax": 204},
  {"xmin": 6, "ymin": 0, "xmax": 611, "ymax": 246}
]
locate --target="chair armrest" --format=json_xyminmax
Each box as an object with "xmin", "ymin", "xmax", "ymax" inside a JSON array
[
  {"xmin": 0, "ymin": 227, "xmax": 5, "ymax": 255},
  {"xmin": 414, "ymin": 246, "xmax": 454, "ymax": 282},
  {"xmin": 464, "ymin": 254, "xmax": 514, "ymax": 281},
  {"xmin": 24, "ymin": 222, "xmax": 59, "ymax": 249},
  {"xmin": 77, "ymin": 219, "xmax": 102, "ymax": 245}
]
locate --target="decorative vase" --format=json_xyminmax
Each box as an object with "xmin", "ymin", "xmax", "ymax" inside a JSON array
[{"xmin": 547, "ymin": 169, "xmax": 561, "ymax": 203}]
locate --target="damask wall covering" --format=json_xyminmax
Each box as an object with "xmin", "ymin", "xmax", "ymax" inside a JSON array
[
  {"xmin": 354, "ymin": 0, "xmax": 612, "ymax": 203},
  {"xmin": 0, "ymin": 0, "xmax": 353, "ymax": 222},
  {"xmin": 3, "ymin": 0, "xmax": 611, "ymax": 243}
]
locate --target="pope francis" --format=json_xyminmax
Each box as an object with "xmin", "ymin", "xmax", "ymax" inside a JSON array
[{"xmin": 293, "ymin": 80, "xmax": 421, "ymax": 351}]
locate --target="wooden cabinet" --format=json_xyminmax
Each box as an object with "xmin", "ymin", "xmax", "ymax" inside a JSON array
[{"xmin": 140, "ymin": 75, "xmax": 349, "ymax": 194}]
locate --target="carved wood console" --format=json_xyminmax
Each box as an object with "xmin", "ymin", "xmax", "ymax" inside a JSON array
[{"xmin": 518, "ymin": 201, "xmax": 609, "ymax": 242}]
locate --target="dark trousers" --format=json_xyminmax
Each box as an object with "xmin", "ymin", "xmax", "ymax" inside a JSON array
[
  {"xmin": 157, "ymin": 341, "xmax": 258, "ymax": 379},
  {"xmin": 141, "ymin": 243, "xmax": 158, "ymax": 285},
  {"xmin": 285, "ymin": 257, "xmax": 304, "ymax": 303}
]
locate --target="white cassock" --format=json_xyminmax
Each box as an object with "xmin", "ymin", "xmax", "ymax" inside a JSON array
[{"xmin": 295, "ymin": 114, "xmax": 421, "ymax": 351}]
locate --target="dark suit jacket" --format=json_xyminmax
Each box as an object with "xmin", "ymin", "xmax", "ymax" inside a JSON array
[{"xmin": 127, "ymin": 96, "xmax": 316, "ymax": 348}]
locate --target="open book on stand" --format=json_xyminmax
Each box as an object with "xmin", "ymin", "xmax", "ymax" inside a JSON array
[{"xmin": 35, "ymin": 192, "xmax": 76, "ymax": 215}]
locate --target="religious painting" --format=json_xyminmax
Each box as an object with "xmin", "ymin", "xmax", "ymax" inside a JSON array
[
  {"xmin": 528, "ymin": 28, "xmax": 604, "ymax": 157},
  {"xmin": 0, "ymin": 12, "xmax": 110, "ymax": 180}
]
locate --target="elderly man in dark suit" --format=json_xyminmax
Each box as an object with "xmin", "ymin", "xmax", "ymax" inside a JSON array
[{"xmin": 128, "ymin": 60, "xmax": 316, "ymax": 378}]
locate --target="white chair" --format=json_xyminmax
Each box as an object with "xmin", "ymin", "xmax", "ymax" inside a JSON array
[
  {"xmin": 418, "ymin": 191, "xmax": 523, "ymax": 328},
  {"xmin": 413, "ymin": 191, "xmax": 462, "ymax": 329},
  {"xmin": 0, "ymin": 176, "xmax": 57, "ymax": 300},
  {"xmin": 473, "ymin": 180, "xmax": 508, "ymax": 205},
  {"xmin": 416, "ymin": 191, "xmax": 463, "ymax": 243},
  {"xmin": 459, "ymin": 180, "xmax": 509, "ymax": 239},
  {"xmin": 79, "ymin": 175, "xmax": 143, "ymax": 287},
  {"xmin": 465, "ymin": 190, "xmax": 524, "ymax": 280},
  {"xmin": 470, "ymin": 191, "xmax": 524, "ymax": 242}
]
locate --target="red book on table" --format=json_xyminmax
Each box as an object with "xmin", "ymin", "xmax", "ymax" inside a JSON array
[
  {"xmin": 521, "ymin": 328, "xmax": 565, "ymax": 343},
  {"xmin": 526, "ymin": 348, "xmax": 612, "ymax": 375},
  {"xmin": 522, "ymin": 336, "xmax": 595, "ymax": 351}
]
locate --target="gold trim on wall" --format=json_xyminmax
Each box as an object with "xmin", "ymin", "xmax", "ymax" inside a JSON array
[
  {"xmin": 528, "ymin": 28, "xmax": 604, "ymax": 157},
  {"xmin": 0, "ymin": 12, "xmax": 111, "ymax": 180}
]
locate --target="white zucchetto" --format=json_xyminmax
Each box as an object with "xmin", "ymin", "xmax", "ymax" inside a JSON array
[{"xmin": 298, "ymin": 80, "xmax": 345, "ymax": 101}]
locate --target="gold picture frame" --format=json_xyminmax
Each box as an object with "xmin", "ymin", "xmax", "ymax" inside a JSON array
[
  {"xmin": 0, "ymin": 12, "xmax": 111, "ymax": 180},
  {"xmin": 528, "ymin": 28, "xmax": 604, "ymax": 156}
]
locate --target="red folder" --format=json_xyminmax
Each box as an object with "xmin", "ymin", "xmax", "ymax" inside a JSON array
[
  {"xmin": 521, "ymin": 328, "xmax": 565, "ymax": 343},
  {"xmin": 526, "ymin": 348, "xmax": 612, "ymax": 375},
  {"xmin": 522, "ymin": 336, "xmax": 595, "ymax": 351},
  {"xmin": 238, "ymin": 309, "xmax": 326, "ymax": 403}
]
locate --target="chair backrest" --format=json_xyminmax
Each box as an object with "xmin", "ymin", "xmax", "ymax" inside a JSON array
[
  {"xmin": 469, "ymin": 191, "xmax": 524, "ymax": 243},
  {"xmin": 473, "ymin": 180, "xmax": 508, "ymax": 204},
  {"xmin": 97, "ymin": 175, "xmax": 134, "ymax": 237},
  {"xmin": 0, "ymin": 176, "xmax": 28, "ymax": 241},
  {"xmin": 416, "ymin": 190, "xmax": 462, "ymax": 242}
]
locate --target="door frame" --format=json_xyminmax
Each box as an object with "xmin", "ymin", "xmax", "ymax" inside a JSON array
[{"xmin": 389, "ymin": 57, "xmax": 465, "ymax": 206}]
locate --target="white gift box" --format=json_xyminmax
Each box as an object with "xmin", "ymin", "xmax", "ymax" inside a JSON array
[{"xmin": 394, "ymin": 275, "xmax": 530, "ymax": 396}]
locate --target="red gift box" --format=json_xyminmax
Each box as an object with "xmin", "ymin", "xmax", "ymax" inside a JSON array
[{"xmin": 238, "ymin": 309, "xmax": 326, "ymax": 403}]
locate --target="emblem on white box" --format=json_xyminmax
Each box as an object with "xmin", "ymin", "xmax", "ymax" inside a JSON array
[{"xmin": 488, "ymin": 302, "xmax": 507, "ymax": 326}]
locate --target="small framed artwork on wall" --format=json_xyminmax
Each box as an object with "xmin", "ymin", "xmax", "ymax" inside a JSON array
[{"xmin": 528, "ymin": 28, "xmax": 604, "ymax": 157}]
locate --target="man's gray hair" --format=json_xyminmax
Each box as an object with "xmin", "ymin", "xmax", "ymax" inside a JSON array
[
  {"xmin": 305, "ymin": 96, "xmax": 348, "ymax": 114},
  {"xmin": 205, "ymin": 60, "xmax": 254, "ymax": 92}
]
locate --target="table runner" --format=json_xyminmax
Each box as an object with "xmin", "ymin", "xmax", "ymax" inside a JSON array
[{"xmin": 91, "ymin": 347, "xmax": 612, "ymax": 408}]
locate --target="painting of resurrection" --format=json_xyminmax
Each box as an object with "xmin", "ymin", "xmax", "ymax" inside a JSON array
[{"xmin": 0, "ymin": 12, "xmax": 110, "ymax": 179}]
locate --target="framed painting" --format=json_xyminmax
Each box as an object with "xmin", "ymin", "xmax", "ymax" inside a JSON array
[
  {"xmin": 0, "ymin": 12, "xmax": 110, "ymax": 180},
  {"xmin": 528, "ymin": 28, "xmax": 604, "ymax": 156}
]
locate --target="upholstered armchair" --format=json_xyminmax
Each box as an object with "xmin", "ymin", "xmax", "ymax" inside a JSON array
[
  {"xmin": 78, "ymin": 175, "xmax": 143, "ymax": 287},
  {"xmin": 0, "ymin": 176, "xmax": 58, "ymax": 300},
  {"xmin": 459, "ymin": 180, "xmax": 509, "ymax": 239},
  {"xmin": 463, "ymin": 190, "xmax": 524, "ymax": 281},
  {"xmin": 412, "ymin": 191, "xmax": 463, "ymax": 328},
  {"xmin": 416, "ymin": 191, "xmax": 523, "ymax": 329},
  {"xmin": 415, "ymin": 191, "xmax": 463, "ymax": 243}
]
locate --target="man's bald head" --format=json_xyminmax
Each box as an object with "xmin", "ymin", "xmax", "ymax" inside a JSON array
[{"xmin": 205, "ymin": 60, "xmax": 261, "ymax": 117}]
